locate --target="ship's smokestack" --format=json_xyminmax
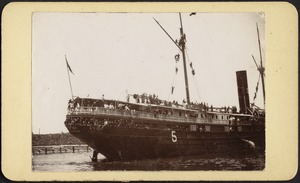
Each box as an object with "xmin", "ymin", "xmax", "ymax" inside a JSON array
[{"xmin": 236, "ymin": 70, "xmax": 250, "ymax": 114}]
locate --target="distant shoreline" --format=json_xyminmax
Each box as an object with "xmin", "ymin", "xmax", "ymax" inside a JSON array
[{"xmin": 32, "ymin": 133, "xmax": 85, "ymax": 146}]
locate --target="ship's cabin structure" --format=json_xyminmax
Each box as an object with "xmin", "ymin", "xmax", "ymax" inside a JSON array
[{"xmin": 66, "ymin": 94, "xmax": 264, "ymax": 134}]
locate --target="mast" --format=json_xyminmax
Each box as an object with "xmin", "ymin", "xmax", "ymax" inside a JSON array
[
  {"xmin": 153, "ymin": 13, "xmax": 191, "ymax": 104},
  {"xmin": 179, "ymin": 13, "xmax": 190, "ymax": 104},
  {"xmin": 256, "ymin": 23, "xmax": 265, "ymax": 106}
]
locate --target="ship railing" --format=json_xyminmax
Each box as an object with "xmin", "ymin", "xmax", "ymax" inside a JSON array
[
  {"xmin": 134, "ymin": 111, "xmax": 198, "ymax": 123},
  {"xmin": 68, "ymin": 107, "xmax": 199, "ymax": 123},
  {"xmin": 68, "ymin": 107, "xmax": 232, "ymax": 124}
]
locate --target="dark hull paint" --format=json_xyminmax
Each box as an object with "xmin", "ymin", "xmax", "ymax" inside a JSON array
[{"xmin": 67, "ymin": 122, "xmax": 265, "ymax": 160}]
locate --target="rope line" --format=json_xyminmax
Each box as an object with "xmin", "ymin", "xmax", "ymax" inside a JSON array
[
  {"xmin": 168, "ymin": 52, "xmax": 180, "ymax": 100},
  {"xmin": 185, "ymin": 46, "xmax": 202, "ymax": 102},
  {"xmin": 252, "ymin": 74, "xmax": 261, "ymax": 105},
  {"xmin": 168, "ymin": 71, "xmax": 178, "ymax": 101}
]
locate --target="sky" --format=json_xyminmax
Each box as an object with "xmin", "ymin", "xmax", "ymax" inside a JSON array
[{"xmin": 32, "ymin": 12, "xmax": 265, "ymax": 134}]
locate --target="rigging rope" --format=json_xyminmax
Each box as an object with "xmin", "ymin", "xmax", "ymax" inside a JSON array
[
  {"xmin": 168, "ymin": 71, "xmax": 178, "ymax": 100},
  {"xmin": 252, "ymin": 74, "xmax": 261, "ymax": 105},
  {"xmin": 192, "ymin": 74, "xmax": 202, "ymax": 102},
  {"xmin": 168, "ymin": 53, "xmax": 180, "ymax": 101},
  {"xmin": 185, "ymin": 46, "xmax": 202, "ymax": 102}
]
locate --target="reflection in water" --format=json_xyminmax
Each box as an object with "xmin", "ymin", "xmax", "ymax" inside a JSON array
[{"xmin": 32, "ymin": 151, "xmax": 265, "ymax": 171}]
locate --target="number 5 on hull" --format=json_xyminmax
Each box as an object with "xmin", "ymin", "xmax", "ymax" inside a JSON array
[{"xmin": 171, "ymin": 131, "xmax": 177, "ymax": 142}]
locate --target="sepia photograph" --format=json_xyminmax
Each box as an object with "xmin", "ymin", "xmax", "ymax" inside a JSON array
[{"xmin": 31, "ymin": 12, "xmax": 266, "ymax": 171}]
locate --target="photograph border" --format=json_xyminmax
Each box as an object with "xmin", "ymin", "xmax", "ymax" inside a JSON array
[{"xmin": 2, "ymin": 2, "xmax": 298, "ymax": 181}]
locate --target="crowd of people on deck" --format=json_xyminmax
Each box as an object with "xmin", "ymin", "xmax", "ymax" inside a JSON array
[
  {"xmin": 66, "ymin": 116, "xmax": 195, "ymax": 131},
  {"xmin": 67, "ymin": 94, "xmax": 235, "ymax": 117},
  {"xmin": 131, "ymin": 93, "xmax": 161, "ymax": 105},
  {"xmin": 130, "ymin": 93, "xmax": 234, "ymax": 113}
]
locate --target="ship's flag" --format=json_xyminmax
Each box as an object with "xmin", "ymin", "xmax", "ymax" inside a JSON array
[
  {"xmin": 171, "ymin": 86, "xmax": 175, "ymax": 94},
  {"xmin": 174, "ymin": 54, "xmax": 180, "ymax": 62},
  {"xmin": 65, "ymin": 55, "xmax": 74, "ymax": 75}
]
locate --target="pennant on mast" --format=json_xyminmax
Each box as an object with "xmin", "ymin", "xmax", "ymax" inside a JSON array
[
  {"xmin": 65, "ymin": 54, "xmax": 74, "ymax": 99},
  {"xmin": 65, "ymin": 55, "xmax": 74, "ymax": 75}
]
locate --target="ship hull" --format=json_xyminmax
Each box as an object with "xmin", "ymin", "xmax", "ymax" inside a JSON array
[{"xmin": 66, "ymin": 119, "xmax": 264, "ymax": 160}]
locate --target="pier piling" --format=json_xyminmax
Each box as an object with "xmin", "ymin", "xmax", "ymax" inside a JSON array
[{"xmin": 32, "ymin": 145, "xmax": 90, "ymax": 155}]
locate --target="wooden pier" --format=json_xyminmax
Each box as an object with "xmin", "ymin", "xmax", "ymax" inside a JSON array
[{"xmin": 32, "ymin": 145, "xmax": 92, "ymax": 155}]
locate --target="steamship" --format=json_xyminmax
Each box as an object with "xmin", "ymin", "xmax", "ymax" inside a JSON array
[{"xmin": 64, "ymin": 13, "xmax": 265, "ymax": 161}]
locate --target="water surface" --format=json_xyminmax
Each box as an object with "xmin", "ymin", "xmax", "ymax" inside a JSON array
[{"xmin": 32, "ymin": 151, "xmax": 265, "ymax": 171}]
